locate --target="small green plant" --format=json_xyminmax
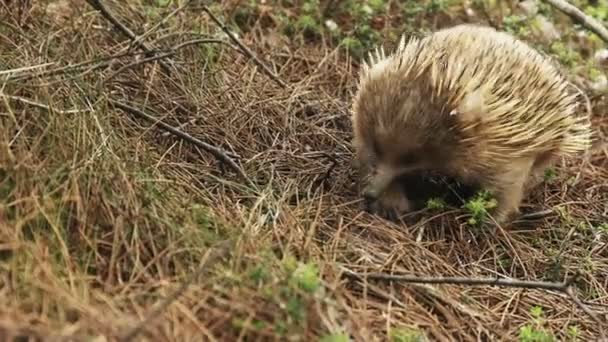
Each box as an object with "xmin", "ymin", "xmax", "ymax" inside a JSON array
[
  {"xmin": 368, "ymin": 0, "xmax": 387, "ymax": 12},
  {"xmin": 319, "ymin": 332, "xmax": 350, "ymax": 342},
  {"xmin": 463, "ymin": 190, "xmax": 497, "ymax": 226},
  {"xmin": 340, "ymin": 37, "xmax": 365, "ymax": 56},
  {"xmin": 503, "ymin": 15, "xmax": 529, "ymax": 36},
  {"xmin": 426, "ymin": 0, "xmax": 452, "ymax": 13},
  {"xmin": 587, "ymin": 66, "xmax": 604, "ymax": 82},
  {"xmin": 549, "ymin": 41, "xmax": 580, "ymax": 68},
  {"xmin": 296, "ymin": 0, "xmax": 322, "ymax": 37},
  {"xmin": 286, "ymin": 296, "xmax": 306, "ymax": 322},
  {"xmin": 291, "ymin": 262, "xmax": 321, "ymax": 293},
  {"xmin": 518, "ymin": 306, "xmax": 554, "ymax": 342},
  {"xmin": 585, "ymin": 4, "xmax": 608, "ymax": 22},
  {"xmin": 567, "ymin": 325, "xmax": 580, "ymax": 341},
  {"xmin": 426, "ymin": 197, "xmax": 446, "ymax": 210},
  {"xmin": 390, "ymin": 327, "xmax": 426, "ymax": 342},
  {"xmin": 296, "ymin": 15, "xmax": 321, "ymax": 36},
  {"xmin": 403, "ymin": 1, "xmax": 425, "ymax": 16},
  {"xmin": 543, "ymin": 168, "xmax": 557, "ymax": 182}
]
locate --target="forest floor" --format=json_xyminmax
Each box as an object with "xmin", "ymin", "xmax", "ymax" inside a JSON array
[{"xmin": 1, "ymin": 0, "xmax": 607, "ymax": 341}]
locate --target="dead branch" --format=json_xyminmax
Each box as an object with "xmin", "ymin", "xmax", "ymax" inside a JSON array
[
  {"xmin": 542, "ymin": 0, "xmax": 608, "ymax": 43},
  {"xmin": 341, "ymin": 267, "xmax": 607, "ymax": 339},
  {"xmin": 200, "ymin": 5, "xmax": 288, "ymax": 89},
  {"xmin": 5, "ymin": 50, "xmax": 151, "ymax": 83},
  {"xmin": 120, "ymin": 240, "xmax": 233, "ymax": 342},
  {"xmin": 341, "ymin": 267, "xmax": 579, "ymax": 291},
  {"xmin": 1, "ymin": 94, "xmax": 89, "ymax": 114},
  {"xmin": 7, "ymin": 39, "xmax": 234, "ymax": 85},
  {"xmin": 85, "ymin": 0, "xmax": 176, "ymax": 74},
  {"xmin": 102, "ymin": 39, "xmax": 230, "ymax": 84},
  {"xmin": 108, "ymin": 99, "xmax": 255, "ymax": 188}
]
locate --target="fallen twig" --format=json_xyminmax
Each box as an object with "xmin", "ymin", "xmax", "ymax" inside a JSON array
[
  {"xmin": 341, "ymin": 267, "xmax": 607, "ymax": 339},
  {"xmin": 102, "ymin": 39, "xmax": 230, "ymax": 84},
  {"xmin": 1, "ymin": 94, "xmax": 89, "ymax": 115},
  {"xmin": 109, "ymin": 99, "xmax": 255, "ymax": 188},
  {"xmin": 201, "ymin": 5, "xmax": 288, "ymax": 89},
  {"xmin": 120, "ymin": 240, "xmax": 233, "ymax": 342},
  {"xmin": 7, "ymin": 39, "xmax": 234, "ymax": 85},
  {"xmin": 542, "ymin": 0, "xmax": 608, "ymax": 43},
  {"xmin": 341, "ymin": 267, "xmax": 579, "ymax": 291},
  {"xmin": 85, "ymin": 0, "xmax": 176, "ymax": 74}
]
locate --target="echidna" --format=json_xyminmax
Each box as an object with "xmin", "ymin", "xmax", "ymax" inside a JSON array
[{"xmin": 351, "ymin": 24, "xmax": 592, "ymax": 225}]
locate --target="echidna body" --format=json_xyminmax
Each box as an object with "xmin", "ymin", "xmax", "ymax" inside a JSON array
[{"xmin": 352, "ymin": 24, "xmax": 591, "ymax": 224}]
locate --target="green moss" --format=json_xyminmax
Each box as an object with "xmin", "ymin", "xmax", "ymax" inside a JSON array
[
  {"xmin": 319, "ymin": 333, "xmax": 351, "ymax": 342},
  {"xmin": 390, "ymin": 327, "xmax": 427, "ymax": 342},
  {"xmin": 550, "ymin": 41, "xmax": 580, "ymax": 68}
]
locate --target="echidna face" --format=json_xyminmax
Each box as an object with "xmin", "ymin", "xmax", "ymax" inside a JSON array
[{"xmin": 359, "ymin": 126, "xmax": 432, "ymax": 201}]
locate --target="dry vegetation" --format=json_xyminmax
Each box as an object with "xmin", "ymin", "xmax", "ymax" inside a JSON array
[{"xmin": 1, "ymin": 0, "xmax": 607, "ymax": 341}]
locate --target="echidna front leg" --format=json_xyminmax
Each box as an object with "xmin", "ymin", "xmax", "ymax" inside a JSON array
[
  {"xmin": 524, "ymin": 151, "xmax": 559, "ymax": 192},
  {"xmin": 363, "ymin": 185, "xmax": 412, "ymax": 221},
  {"xmin": 358, "ymin": 165, "xmax": 412, "ymax": 220},
  {"xmin": 485, "ymin": 158, "xmax": 535, "ymax": 226}
]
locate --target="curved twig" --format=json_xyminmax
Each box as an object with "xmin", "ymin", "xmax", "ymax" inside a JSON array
[
  {"xmin": 85, "ymin": 0, "xmax": 176, "ymax": 74},
  {"xmin": 542, "ymin": 0, "xmax": 608, "ymax": 43},
  {"xmin": 200, "ymin": 6, "xmax": 288, "ymax": 89},
  {"xmin": 109, "ymin": 99, "xmax": 255, "ymax": 189}
]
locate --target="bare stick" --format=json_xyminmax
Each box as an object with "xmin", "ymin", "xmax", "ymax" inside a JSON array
[
  {"xmin": 102, "ymin": 39, "xmax": 230, "ymax": 84},
  {"xmin": 5, "ymin": 50, "xmax": 153, "ymax": 83},
  {"xmin": 341, "ymin": 267, "xmax": 578, "ymax": 291},
  {"xmin": 341, "ymin": 267, "xmax": 607, "ymax": 338},
  {"xmin": 542, "ymin": 0, "xmax": 608, "ymax": 43},
  {"xmin": 85, "ymin": 0, "xmax": 175, "ymax": 74},
  {"xmin": 0, "ymin": 62, "xmax": 55, "ymax": 76},
  {"xmin": 120, "ymin": 240, "xmax": 232, "ymax": 342},
  {"xmin": 1, "ymin": 94, "xmax": 89, "ymax": 114},
  {"xmin": 566, "ymin": 287, "xmax": 603, "ymax": 329},
  {"xmin": 109, "ymin": 99, "xmax": 255, "ymax": 188},
  {"xmin": 9, "ymin": 39, "xmax": 234, "ymax": 84},
  {"xmin": 201, "ymin": 6, "xmax": 288, "ymax": 89}
]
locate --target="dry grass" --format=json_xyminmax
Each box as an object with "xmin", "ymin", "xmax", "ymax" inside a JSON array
[{"xmin": 1, "ymin": 0, "xmax": 607, "ymax": 341}]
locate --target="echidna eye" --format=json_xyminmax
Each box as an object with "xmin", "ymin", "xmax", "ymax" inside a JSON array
[
  {"xmin": 399, "ymin": 152, "xmax": 418, "ymax": 165},
  {"xmin": 372, "ymin": 138, "xmax": 382, "ymax": 158}
]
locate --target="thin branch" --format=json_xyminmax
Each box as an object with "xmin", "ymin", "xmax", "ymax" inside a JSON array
[
  {"xmin": 341, "ymin": 267, "xmax": 578, "ymax": 291},
  {"xmin": 341, "ymin": 267, "xmax": 607, "ymax": 339},
  {"xmin": 0, "ymin": 62, "xmax": 55, "ymax": 76},
  {"xmin": 101, "ymin": 39, "xmax": 237, "ymax": 85},
  {"xmin": 108, "ymin": 99, "xmax": 255, "ymax": 188},
  {"xmin": 566, "ymin": 287, "xmax": 604, "ymax": 330},
  {"xmin": 8, "ymin": 39, "xmax": 234, "ymax": 84},
  {"xmin": 200, "ymin": 5, "xmax": 288, "ymax": 89},
  {"xmin": 542, "ymin": 0, "xmax": 608, "ymax": 43},
  {"xmin": 85, "ymin": 0, "xmax": 175, "ymax": 74},
  {"xmin": 120, "ymin": 240, "xmax": 232, "ymax": 342},
  {"xmin": 104, "ymin": 38, "xmax": 233, "ymax": 83},
  {"xmin": 6, "ymin": 49, "xmax": 150, "ymax": 83},
  {"xmin": 1, "ymin": 94, "xmax": 89, "ymax": 114},
  {"xmin": 103, "ymin": 52, "xmax": 175, "ymax": 84}
]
